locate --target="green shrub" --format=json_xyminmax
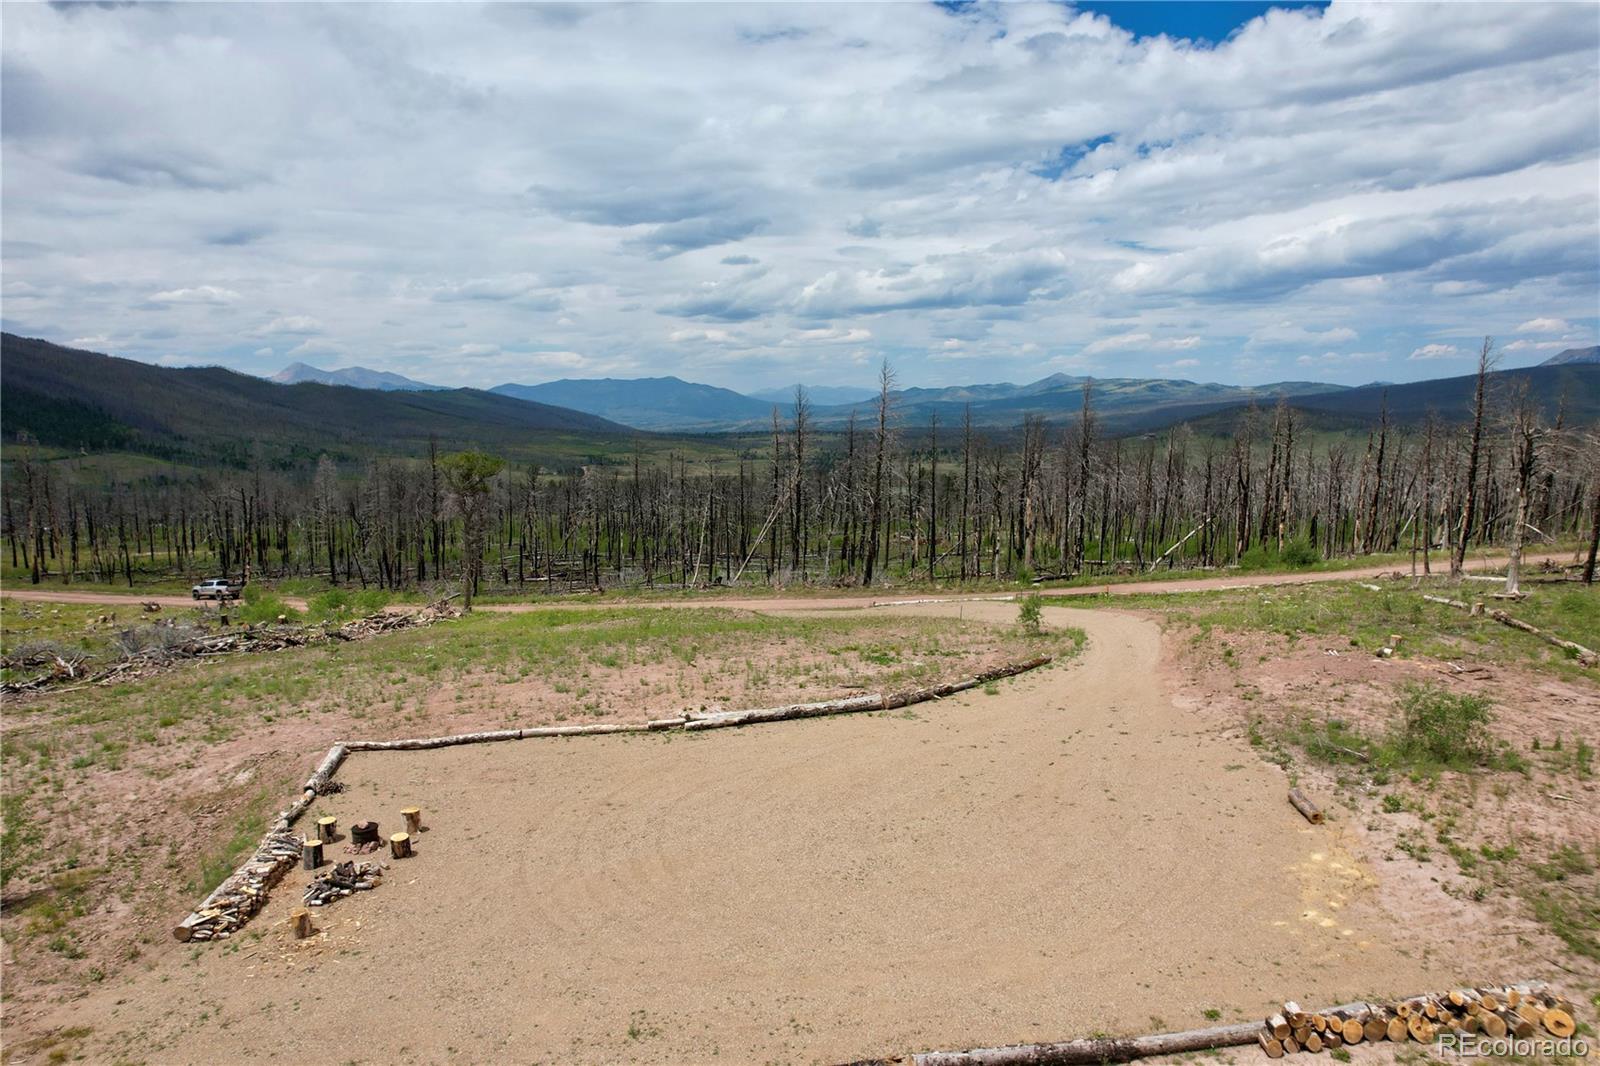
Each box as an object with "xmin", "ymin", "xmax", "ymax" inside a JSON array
[
  {"xmin": 1239, "ymin": 538, "xmax": 1320, "ymax": 570},
  {"xmin": 237, "ymin": 592, "xmax": 298, "ymax": 625},
  {"xmin": 1281, "ymin": 538, "xmax": 1320, "ymax": 568},
  {"xmin": 1392, "ymin": 684, "xmax": 1494, "ymax": 768},
  {"xmin": 308, "ymin": 588, "xmax": 392, "ymax": 622},
  {"xmin": 1017, "ymin": 593, "xmax": 1043, "ymax": 636}
]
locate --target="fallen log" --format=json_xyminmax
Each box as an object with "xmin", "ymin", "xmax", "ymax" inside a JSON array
[
  {"xmin": 1487, "ymin": 609, "xmax": 1597, "ymax": 666},
  {"xmin": 686, "ymin": 656, "xmax": 1053, "ymax": 732},
  {"xmin": 305, "ymin": 744, "xmax": 347, "ymax": 793},
  {"xmin": 907, "ymin": 987, "xmax": 1550, "ymax": 1066},
  {"xmin": 344, "ymin": 729, "xmax": 524, "ymax": 751},
  {"xmin": 1423, "ymin": 593, "xmax": 1596, "ymax": 665},
  {"xmin": 1288, "ymin": 788, "xmax": 1324, "ymax": 824}
]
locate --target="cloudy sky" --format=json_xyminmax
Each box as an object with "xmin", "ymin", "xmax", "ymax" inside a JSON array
[{"xmin": 3, "ymin": 1, "xmax": 1597, "ymax": 392}]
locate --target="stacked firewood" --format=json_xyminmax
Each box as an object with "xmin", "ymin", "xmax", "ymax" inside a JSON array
[
  {"xmin": 303, "ymin": 860, "xmax": 385, "ymax": 906},
  {"xmin": 1257, "ymin": 985, "xmax": 1576, "ymax": 1057},
  {"xmin": 173, "ymin": 830, "xmax": 303, "ymax": 942}
]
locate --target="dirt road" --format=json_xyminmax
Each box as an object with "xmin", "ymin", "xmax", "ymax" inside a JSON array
[
  {"xmin": 0, "ymin": 550, "xmax": 1570, "ymax": 617},
  {"xmin": 1, "ymin": 588, "xmax": 310, "ymax": 611},
  {"xmin": 48, "ymin": 601, "xmax": 1456, "ymax": 1065},
  {"xmin": 477, "ymin": 548, "xmax": 1575, "ymax": 614}
]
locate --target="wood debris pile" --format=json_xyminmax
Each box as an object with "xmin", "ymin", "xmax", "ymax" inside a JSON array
[
  {"xmin": 0, "ymin": 651, "xmax": 89, "ymax": 687},
  {"xmin": 1256, "ymin": 985, "xmax": 1576, "ymax": 1058},
  {"xmin": 3, "ymin": 599, "xmax": 462, "ymax": 694},
  {"xmin": 303, "ymin": 860, "xmax": 385, "ymax": 906},
  {"xmin": 173, "ymin": 830, "xmax": 302, "ymax": 942}
]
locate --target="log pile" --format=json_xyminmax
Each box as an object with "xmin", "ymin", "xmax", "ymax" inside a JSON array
[
  {"xmin": 1254, "ymin": 985, "xmax": 1575, "ymax": 1059},
  {"xmin": 172, "ymin": 829, "xmax": 302, "ymax": 942},
  {"xmin": 5, "ymin": 600, "xmax": 464, "ymax": 695},
  {"xmin": 0, "ymin": 652, "xmax": 90, "ymax": 691},
  {"xmin": 302, "ymin": 860, "xmax": 384, "ymax": 906},
  {"xmin": 904, "ymin": 984, "xmax": 1569, "ymax": 1066}
]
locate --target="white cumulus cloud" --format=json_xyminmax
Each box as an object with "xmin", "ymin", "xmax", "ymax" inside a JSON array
[{"xmin": 1409, "ymin": 343, "xmax": 1462, "ymax": 360}]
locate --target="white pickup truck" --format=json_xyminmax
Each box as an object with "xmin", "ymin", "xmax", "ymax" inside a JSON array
[{"xmin": 191, "ymin": 578, "xmax": 243, "ymax": 601}]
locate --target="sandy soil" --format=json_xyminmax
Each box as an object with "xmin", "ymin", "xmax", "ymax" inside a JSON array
[
  {"xmin": 25, "ymin": 602, "xmax": 1465, "ymax": 1066},
  {"xmin": 0, "ymin": 610, "xmax": 1031, "ymax": 1038},
  {"xmin": 1158, "ymin": 613, "xmax": 1600, "ymax": 995}
]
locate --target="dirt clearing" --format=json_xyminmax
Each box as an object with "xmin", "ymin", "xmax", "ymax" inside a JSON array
[{"xmin": 31, "ymin": 603, "xmax": 1466, "ymax": 1065}]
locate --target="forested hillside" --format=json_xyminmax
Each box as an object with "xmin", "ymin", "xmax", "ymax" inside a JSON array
[
  {"xmin": 6, "ymin": 338, "xmax": 1596, "ymax": 596},
  {"xmin": 2, "ymin": 334, "xmax": 638, "ymax": 466}
]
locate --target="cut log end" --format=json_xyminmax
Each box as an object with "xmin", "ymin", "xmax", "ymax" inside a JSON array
[
  {"xmin": 301, "ymin": 838, "xmax": 324, "ymax": 871},
  {"xmin": 291, "ymin": 907, "xmax": 313, "ymax": 939},
  {"xmin": 1288, "ymin": 788, "xmax": 1324, "ymax": 825},
  {"xmin": 389, "ymin": 832, "xmax": 412, "ymax": 859},
  {"xmin": 401, "ymin": 806, "xmax": 422, "ymax": 835}
]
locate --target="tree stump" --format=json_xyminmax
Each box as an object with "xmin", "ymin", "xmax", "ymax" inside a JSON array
[
  {"xmin": 291, "ymin": 908, "xmax": 313, "ymax": 939},
  {"xmin": 402, "ymin": 807, "xmax": 422, "ymax": 835},
  {"xmin": 302, "ymin": 838, "xmax": 324, "ymax": 870},
  {"xmin": 317, "ymin": 816, "xmax": 338, "ymax": 843},
  {"xmin": 389, "ymin": 832, "xmax": 412, "ymax": 859},
  {"xmin": 351, "ymin": 821, "xmax": 379, "ymax": 846}
]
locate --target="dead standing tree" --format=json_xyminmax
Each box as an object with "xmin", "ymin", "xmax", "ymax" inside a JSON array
[
  {"xmin": 1502, "ymin": 383, "xmax": 1542, "ymax": 596},
  {"xmin": 1451, "ymin": 337, "xmax": 1496, "ymax": 578},
  {"xmin": 440, "ymin": 450, "xmax": 504, "ymax": 610},
  {"xmin": 863, "ymin": 359, "xmax": 895, "ymax": 585}
]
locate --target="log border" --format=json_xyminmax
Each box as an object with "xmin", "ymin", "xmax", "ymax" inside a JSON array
[
  {"xmin": 173, "ymin": 653, "xmax": 1054, "ymax": 941},
  {"xmin": 899, "ymin": 984, "xmax": 1551, "ymax": 1066}
]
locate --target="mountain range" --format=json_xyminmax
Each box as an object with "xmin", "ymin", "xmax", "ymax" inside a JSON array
[
  {"xmin": 267, "ymin": 346, "xmax": 1600, "ymax": 434},
  {"xmin": 1542, "ymin": 345, "xmax": 1599, "ymax": 366},
  {"xmin": 270, "ymin": 362, "xmax": 445, "ymax": 391},
  {"xmin": 6, "ymin": 335, "xmax": 1596, "ymax": 471},
  {"xmin": 490, "ymin": 377, "xmax": 772, "ymax": 431}
]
